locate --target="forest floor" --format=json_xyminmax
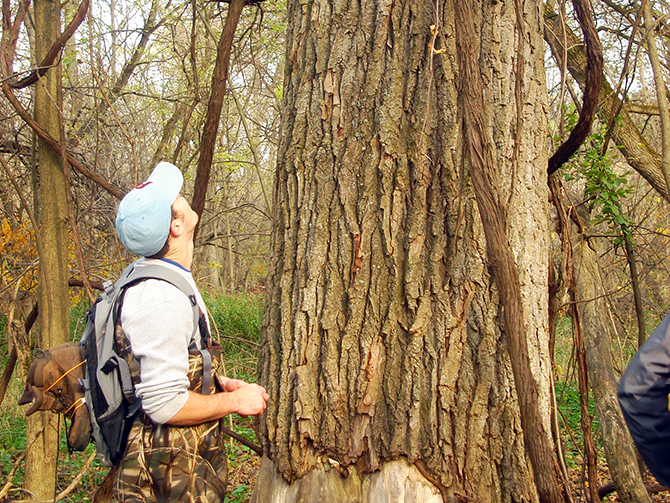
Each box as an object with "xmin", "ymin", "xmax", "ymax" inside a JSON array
[
  {"xmin": 227, "ymin": 446, "xmax": 261, "ymax": 503},
  {"xmin": 227, "ymin": 450, "xmax": 670, "ymax": 502},
  {"xmin": 590, "ymin": 463, "xmax": 670, "ymax": 502}
]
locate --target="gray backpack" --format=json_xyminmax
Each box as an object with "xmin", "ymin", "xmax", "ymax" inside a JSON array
[
  {"xmin": 82, "ymin": 260, "xmax": 212, "ymax": 466},
  {"xmin": 19, "ymin": 260, "xmax": 211, "ymax": 467}
]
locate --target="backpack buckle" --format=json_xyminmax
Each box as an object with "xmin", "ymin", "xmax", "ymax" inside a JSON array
[{"xmin": 103, "ymin": 280, "xmax": 114, "ymax": 297}]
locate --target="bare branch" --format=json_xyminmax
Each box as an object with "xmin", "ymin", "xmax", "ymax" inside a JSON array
[
  {"xmin": 1, "ymin": 0, "xmax": 30, "ymax": 75},
  {"xmin": 1, "ymin": 81, "xmax": 125, "ymax": 199},
  {"xmin": 9, "ymin": 0, "xmax": 89, "ymax": 89},
  {"xmin": 54, "ymin": 452, "xmax": 97, "ymax": 502}
]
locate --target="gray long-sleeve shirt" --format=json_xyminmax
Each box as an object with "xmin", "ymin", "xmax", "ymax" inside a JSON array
[{"xmin": 119, "ymin": 258, "xmax": 209, "ymax": 424}]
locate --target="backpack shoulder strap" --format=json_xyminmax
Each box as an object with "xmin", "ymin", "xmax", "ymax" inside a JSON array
[
  {"xmin": 116, "ymin": 261, "xmax": 201, "ymax": 341},
  {"xmin": 110, "ymin": 260, "xmax": 213, "ymax": 395}
]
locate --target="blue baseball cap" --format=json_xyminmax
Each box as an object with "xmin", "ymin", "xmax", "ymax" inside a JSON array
[{"xmin": 115, "ymin": 162, "xmax": 183, "ymax": 256}]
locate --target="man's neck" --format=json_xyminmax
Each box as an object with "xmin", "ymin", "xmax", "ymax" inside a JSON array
[{"xmin": 162, "ymin": 241, "xmax": 193, "ymax": 270}]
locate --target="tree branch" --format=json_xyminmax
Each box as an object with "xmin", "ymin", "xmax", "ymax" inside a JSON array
[
  {"xmin": 191, "ymin": 0, "xmax": 247, "ymax": 236},
  {"xmin": 222, "ymin": 425, "xmax": 262, "ymax": 455},
  {"xmin": 543, "ymin": 2, "xmax": 670, "ymax": 202},
  {"xmin": 1, "ymin": 81, "xmax": 125, "ymax": 199},
  {"xmin": 8, "ymin": 0, "xmax": 89, "ymax": 89},
  {"xmin": 1, "ymin": 0, "xmax": 31, "ymax": 76},
  {"xmin": 75, "ymin": 0, "xmax": 161, "ymax": 141},
  {"xmin": 642, "ymin": 0, "xmax": 670, "ymax": 196},
  {"xmin": 54, "ymin": 452, "xmax": 96, "ymax": 502},
  {"xmin": 547, "ymin": 0, "xmax": 603, "ymax": 174}
]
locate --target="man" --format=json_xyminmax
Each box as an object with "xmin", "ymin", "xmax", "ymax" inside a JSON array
[
  {"xmin": 113, "ymin": 161, "xmax": 269, "ymax": 502},
  {"xmin": 618, "ymin": 312, "xmax": 670, "ymax": 487}
]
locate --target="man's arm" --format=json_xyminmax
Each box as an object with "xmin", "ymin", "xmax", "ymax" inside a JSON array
[
  {"xmin": 618, "ymin": 311, "xmax": 670, "ymax": 486},
  {"xmin": 166, "ymin": 381, "xmax": 269, "ymax": 426}
]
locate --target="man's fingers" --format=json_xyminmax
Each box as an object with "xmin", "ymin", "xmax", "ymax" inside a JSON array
[{"xmin": 217, "ymin": 376, "xmax": 250, "ymax": 392}]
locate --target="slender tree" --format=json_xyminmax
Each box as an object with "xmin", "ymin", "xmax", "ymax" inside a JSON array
[
  {"xmin": 642, "ymin": 1, "xmax": 670, "ymax": 197},
  {"xmin": 192, "ymin": 0, "xmax": 249, "ymax": 232},
  {"xmin": 23, "ymin": 0, "xmax": 70, "ymax": 498}
]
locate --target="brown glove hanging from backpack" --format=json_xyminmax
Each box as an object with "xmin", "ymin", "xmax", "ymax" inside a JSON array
[{"xmin": 18, "ymin": 341, "xmax": 91, "ymax": 451}]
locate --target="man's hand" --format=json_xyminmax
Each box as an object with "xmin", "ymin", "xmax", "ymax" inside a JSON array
[
  {"xmin": 167, "ymin": 377, "xmax": 269, "ymax": 426},
  {"xmin": 231, "ymin": 383, "xmax": 269, "ymax": 417}
]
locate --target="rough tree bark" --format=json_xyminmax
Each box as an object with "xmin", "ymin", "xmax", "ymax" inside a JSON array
[
  {"xmin": 455, "ymin": 0, "xmax": 568, "ymax": 500},
  {"xmin": 23, "ymin": 0, "xmax": 70, "ymax": 498},
  {"xmin": 254, "ymin": 0, "xmax": 553, "ymax": 501},
  {"xmin": 8, "ymin": 0, "xmax": 88, "ymax": 89}
]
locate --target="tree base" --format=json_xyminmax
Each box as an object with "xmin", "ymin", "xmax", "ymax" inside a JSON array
[{"xmin": 250, "ymin": 455, "xmax": 444, "ymax": 503}]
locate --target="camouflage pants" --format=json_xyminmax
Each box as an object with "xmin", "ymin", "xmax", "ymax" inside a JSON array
[
  {"xmin": 111, "ymin": 337, "xmax": 226, "ymax": 503},
  {"xmin": 112, "ymin": 416, "xmax": 228, "ymax": 503}
]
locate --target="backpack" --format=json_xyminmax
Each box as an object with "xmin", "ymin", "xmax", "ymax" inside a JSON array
[{"xmin": 19, "ymin": 260, "xmax": 212, "ymax": 467}]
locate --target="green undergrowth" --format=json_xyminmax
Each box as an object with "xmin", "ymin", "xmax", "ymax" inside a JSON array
[
  {"xmin": 0, "ymin": 417, "xmax": 110, "ymax": 501},
  {"xmin": 204, "ymin": 292, "xmax": 264, "ymax": 383},
  {"xmin": 555, "ymin": 379, "xmax": 602, "ymax": 470},
  {"xmin": 224, "ymin": 419, "xmax": 261, "ymax": 503},
  {"xmin": 0, "ymin": 291, "xmax": 264, "ymax": 502},
  {"xmin": 206, "ymin": 292, "xmax": 265, "ymax": 502}
]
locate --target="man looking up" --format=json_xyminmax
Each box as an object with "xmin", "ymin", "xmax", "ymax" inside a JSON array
[{"xmin": 113, "ymin": 161, "xmax": 269, "ymax": 502}]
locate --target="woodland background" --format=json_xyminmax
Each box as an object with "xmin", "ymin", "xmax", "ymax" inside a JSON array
[{"xmin": 0, "ymin": 0, "xmax": 670, "ymax": 501}]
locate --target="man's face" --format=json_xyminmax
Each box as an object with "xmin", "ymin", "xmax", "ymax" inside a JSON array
[{"xmin": 172, "ymin": 195, "xmax": 199, "ymax": 236}]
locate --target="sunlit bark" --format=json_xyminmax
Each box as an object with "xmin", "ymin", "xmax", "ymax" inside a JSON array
[{"xmin": 256, "ymin": 0, "xmax": 552, "ymax": 501}]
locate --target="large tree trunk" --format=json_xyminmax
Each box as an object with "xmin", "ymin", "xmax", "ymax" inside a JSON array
[
  {"xmin": 255, "ymin": 0, "xmax": 552, "ymax": 501},
  {"xmin": 23, "ymin": 0, "xmax": 70, "ymax": 498}
]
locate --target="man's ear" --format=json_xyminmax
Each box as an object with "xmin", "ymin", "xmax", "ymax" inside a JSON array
[{"xmin": 170, "ymin": 217, "xmax": 184, "ymax": 237}]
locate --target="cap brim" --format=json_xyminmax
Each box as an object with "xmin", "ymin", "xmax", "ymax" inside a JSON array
[{"xmin": 147, "ymin": 162, "xmax": 183, "ymax": 203}]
